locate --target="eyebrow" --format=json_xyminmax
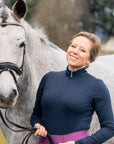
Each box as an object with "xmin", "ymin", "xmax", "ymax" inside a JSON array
[{"xmin": 71, "ymin": 42, "xmax": 87, "ymax": 50}]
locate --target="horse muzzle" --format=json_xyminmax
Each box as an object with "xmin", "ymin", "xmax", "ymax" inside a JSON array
[
  {"xmin": 0, "ymin": 62, "xmax": 21, "ymax": 109},
  {"xmin": 0, "ymin": 88, "xmax": 18, "ymax": 109}
]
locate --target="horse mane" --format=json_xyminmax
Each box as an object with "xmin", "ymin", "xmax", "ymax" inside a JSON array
[
  {"xmin": 32, "ymin": 24, "xmax": 48, "ymax": 42},
  {"xmin": 22, "ymin": 20, "xmax": 60, "ymax": 51}
]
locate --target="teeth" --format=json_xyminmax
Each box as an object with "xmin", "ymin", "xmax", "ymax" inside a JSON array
[{"xmin": 70, "ymin": 55, "xmax": 77, "ymax": 60}]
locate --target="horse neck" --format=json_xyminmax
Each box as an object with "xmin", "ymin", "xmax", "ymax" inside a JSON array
[
  {"xmin": 24, "ymin": 22, "xmax": 53, "ymax": 72},
  {"xmin": 22, "ymin": 20, "xmax": 67, "ymax": 85}
]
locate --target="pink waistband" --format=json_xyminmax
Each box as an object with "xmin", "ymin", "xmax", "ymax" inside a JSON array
[{"xmin": 38, "ymin": 130, "xmax": 89, "ymax": 144}]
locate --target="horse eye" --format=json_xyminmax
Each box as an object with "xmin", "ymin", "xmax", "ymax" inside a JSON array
[{"xmin": 19, "ymin": 41, "xmax": 26, "ymax": 48}]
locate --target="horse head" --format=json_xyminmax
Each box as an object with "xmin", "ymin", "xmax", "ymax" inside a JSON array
[{"xmin": 0, "ymin": 0, "xmax": 27, "ymax": 108}]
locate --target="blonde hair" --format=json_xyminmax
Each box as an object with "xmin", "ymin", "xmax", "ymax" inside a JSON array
[{"xmin": 71, "ymin": 31, "xmax": 101, "ymax": 62}]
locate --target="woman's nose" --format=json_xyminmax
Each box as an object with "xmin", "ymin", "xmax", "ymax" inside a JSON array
[{"xmin": 73, "ymin": 47, "xmax": 79, "ymax": 54}]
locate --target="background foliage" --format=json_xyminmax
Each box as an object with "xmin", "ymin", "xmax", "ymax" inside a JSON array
[
  {"xmin": 2, "ymin": 0, "xmax": 114, "ymax": 51},
  {"xmin": 90, "ymin": 0, "xmax": 114, "ymax": 37},
  {"xmin": 3, "ymin": 0, "xmax": 114, "ymax": 36}
]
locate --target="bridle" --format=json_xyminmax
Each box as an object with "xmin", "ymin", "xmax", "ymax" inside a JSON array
[
  {"xmin": 0, "ymin": 22, "xmax": 26, "ymax": 88},
  {"xmin": 0, "ymin": 22, "xmax": 54, "ymax": 144}
]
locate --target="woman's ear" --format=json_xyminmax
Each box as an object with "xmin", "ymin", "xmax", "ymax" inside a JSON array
[
  {"xmin": 86, "ymin": 60, "xmax": 91, "ymax": 68},
  {"xmin": 12, "ymin": 0, "xmax": 27, "ymax": 19}
]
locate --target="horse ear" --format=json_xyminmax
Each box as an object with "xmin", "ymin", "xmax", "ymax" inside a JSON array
[{"xmin": 12, "ymin": 0, "xmax": 27, "ymax": 19}]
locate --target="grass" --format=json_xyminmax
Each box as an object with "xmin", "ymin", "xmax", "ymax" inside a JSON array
[{"xmin": 0, "ymin": 128, "xmax": 8, "ymax": 144}]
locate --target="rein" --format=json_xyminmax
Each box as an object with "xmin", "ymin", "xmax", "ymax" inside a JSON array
[{"xmin": 0, "ymin": 109, "xmax": 54, "ymax": 144}]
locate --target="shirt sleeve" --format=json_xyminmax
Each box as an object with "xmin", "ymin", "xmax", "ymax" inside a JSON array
[
  {"xmin": 30, "ymin": 73, "xmax": 49, "ymax": 127},
  {"xmin": 75, "ymin": 79, "xmax": 114, "ymax": 144}
]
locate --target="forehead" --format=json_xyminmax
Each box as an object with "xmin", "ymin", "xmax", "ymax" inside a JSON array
[
  {"xmin": 0, "ymin": 5, "xmax": 25, "ymax": 39},
  {"xmin": 0, "ymin": 26, "xmax": 25, "ymax": 40},
  {"xmin": 0, "ymin": 4, "xmax": 16, "ymax": 23},
  {"xmin": 72, "ymin": 36, "xmax": 92, "ymax": 49}
]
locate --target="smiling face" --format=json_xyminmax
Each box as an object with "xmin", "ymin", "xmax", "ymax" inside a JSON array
[{"xmin": 66, "ymin": 36, "xmax": 92, "ymax": 71}]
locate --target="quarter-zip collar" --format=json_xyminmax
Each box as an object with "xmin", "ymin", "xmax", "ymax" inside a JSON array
[{"xmin": 66, "ymin": 66, "xmax": 87, "ymax": 78}]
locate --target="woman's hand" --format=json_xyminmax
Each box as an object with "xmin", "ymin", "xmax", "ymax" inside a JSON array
[
  {"xmin": 34, "ymin": 123, "xmax": 47, "ymax": 137},
  {"xmin": 59, "ymin": 141, "xmax": 75, "ymax": 144}
]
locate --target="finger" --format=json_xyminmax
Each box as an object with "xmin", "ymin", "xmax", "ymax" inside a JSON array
[
  {"xmin": 38, "ymin": 126, "xmax": 47, "ymax": 137},
  {"xmin": 42, "ymin": 130, "xmax": 47, "ymax": 137},
  {"xmin": 34, "ymin": 125, "xmax": 46, "ymax": 137},
  {"xmin": 34, "ymin": 129, "xmax": 40, "ymax": 136},
  {"xmin": 34, "ymin": 124, "xmax": 41, "ymax": 136},
  {"xmin": 34, "ymin": 123, "xmax": 41, "ymax": 129},
  {"xmin": 59, "ymin": 141, "xmax": 75, "ymax": 144},
  {"xmin": 44, "ymin": 130, "xmax": 47, "ymax": 137}
]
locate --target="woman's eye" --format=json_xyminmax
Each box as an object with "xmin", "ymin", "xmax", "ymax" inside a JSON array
[
  {"xmin": 71, "ymin": 45, "xmax": 75, "ymax": 48},
  {"xmin": 81, "ymin": 49, "xmax": 86, "ymax": 52},
  {"xmin": 19, "ymin": 41, "xmax": 26, "ymax": 48}
]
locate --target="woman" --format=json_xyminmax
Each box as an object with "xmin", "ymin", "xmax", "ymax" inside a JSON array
[{"xmin": 30, "ymin": 32, "xmax": 114, "ymax": 144}]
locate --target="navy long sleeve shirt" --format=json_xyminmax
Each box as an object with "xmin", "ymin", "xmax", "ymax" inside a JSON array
[{"xmin": 30, "ymin": 67, "xmax": 114, "ymax": 144}]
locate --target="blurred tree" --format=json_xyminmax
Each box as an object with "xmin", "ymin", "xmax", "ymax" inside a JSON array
[
  {"xmin": 3, "ymin": 0, "xmax": 15, "ymax": 6},
  {"xmin": 30, "ymin": 0, "xmax": 92, "ymax": 51},
  {"xmin": 90, "ymin": 0, "xmax": 114, "ymax": 36},
  {"xmin": 25, "ymin": 0, "xmax": 38, "ymax": 21},
  {"xmin": 3, "ymin": 0, "xmax": 38, "ymax": 21}
]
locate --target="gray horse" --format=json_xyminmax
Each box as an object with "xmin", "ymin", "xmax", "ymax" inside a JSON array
[{"xmin": 0, "ymin": 0, "xmax": 113, "ymax": 144}]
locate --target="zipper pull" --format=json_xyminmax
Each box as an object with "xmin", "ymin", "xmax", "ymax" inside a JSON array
[{"xmin": 71, "ymin": 71, "xmax": 73, "ymax": 77}]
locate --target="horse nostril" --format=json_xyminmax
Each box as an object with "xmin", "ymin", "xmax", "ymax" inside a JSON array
[
  {"xmin": 0, "ymin": 97, "xmax": 4, "ymax": 103},
  {"xmin": 11, "ymin": 89, "xmax": 18, "ymax": 98}
]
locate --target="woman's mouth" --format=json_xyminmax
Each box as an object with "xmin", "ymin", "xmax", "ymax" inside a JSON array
[{"xmin": 70, "ymin": 55, "xmax": 79, "ymax": 60}]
